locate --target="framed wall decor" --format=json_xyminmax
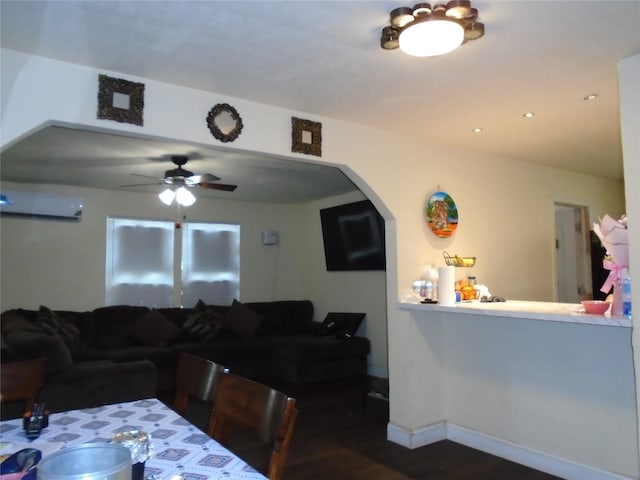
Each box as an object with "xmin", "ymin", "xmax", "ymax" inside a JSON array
[
  {"xmin": 97, "ymin": 74, "xmax": 145, "ymax": 126},
  {"xmin": 426, "ymin": 190, "xmax": 458, "ymax": 238},
  {"xmin": 291, "ymin": 117, "xmax": 322, "ymax": 157},
  {"xmin": 206, "ymin": 103, "xmax": 243, "ymax": 143}
]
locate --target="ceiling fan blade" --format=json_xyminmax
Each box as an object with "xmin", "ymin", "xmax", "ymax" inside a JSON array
[
  {"xmin": 131, "ymin": 173, "xmax": 161, "ymax": 180},
  {"xmin": 189, "ymin": 173, "xmax": 220, "ymax": 184},
  {"xmin": 120, "ymin": 182, "xmax": 162, "ymax": 188},
  {"xmin": 198, "ymin": 182, "xmax": 238, "ymax": 192}
]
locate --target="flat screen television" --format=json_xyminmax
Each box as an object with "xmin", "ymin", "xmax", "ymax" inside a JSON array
[{"xmin": 320, "ymin": 199, "xmax": 386, "ymax": 271}]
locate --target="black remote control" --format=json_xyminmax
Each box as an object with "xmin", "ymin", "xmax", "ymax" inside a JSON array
[{"xmin": 25, "ymin": 403, "xmax": 45, "ymax": 440}]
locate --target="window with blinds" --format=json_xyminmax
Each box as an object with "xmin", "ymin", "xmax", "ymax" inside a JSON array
[
  {"xmin": 181, "ymin": 221, "xmax": 240, "ymax": 307},
  {"xmin": 106, "ymin": 218, "xmax": 239, "ymax": 307}
]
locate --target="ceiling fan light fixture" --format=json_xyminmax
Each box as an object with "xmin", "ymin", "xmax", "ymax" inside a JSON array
[
  {"xmin": 176, "ymin": 186, "xmax": 196, "ymax": 206},
  {"xmin": 158, "ymin": 188, "xmax": 176, "ymax": 205},
  {"xmin": 399, "ymin": 19, "xmax": 464, "ymax": 57},
  {"xmin": 123, "ymin": 155, "xmax": 237, "ymax": 201}
]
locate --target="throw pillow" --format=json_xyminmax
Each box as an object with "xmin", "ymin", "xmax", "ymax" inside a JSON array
[
  {"xmin": 224, "ymin": 299, "xmax": 264, "ymax": 338},
  {"xmin": 201, "ymin": 312, "xmax": 226, "ymax": 343},
  {"xmin": 128, "ymin": 309, "xmax": 180, "ymax": 347},
  {"xmin": 182, "ymin": 301, "xmax": 225, "ymax": 341},
  {"xmin": 37, "ymin": 305, "xmax": 83, "ymax": 353},
  {"xmin": 1, "ymin": 332, "xmax": 13, "ymax": 362},
  {"xmin": 192, "ymin": 298, "xmax": 208, "ymax": 313},
  {"xmin": 0, "ymin": 309, "xmax": 40, "ymax": 335}
]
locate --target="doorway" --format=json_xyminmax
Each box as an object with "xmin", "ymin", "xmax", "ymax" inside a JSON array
[{"xmin": 554, "ymin": 203, "xmax": 592, "ymax": 302}]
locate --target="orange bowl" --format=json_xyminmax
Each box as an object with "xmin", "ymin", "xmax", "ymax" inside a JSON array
[{"xmin": 581, "ymin": 300, "xmax": 610, "ymax": 315}]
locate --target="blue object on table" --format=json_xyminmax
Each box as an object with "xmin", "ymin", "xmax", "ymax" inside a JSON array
[{"xmin": 0, "ymin": 448, "xmax": 41, "ymax": 479}]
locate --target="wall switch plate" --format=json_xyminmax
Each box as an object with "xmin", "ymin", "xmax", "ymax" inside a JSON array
[{"xmin": 261, "ymin": 229, "xmax": 279, "ymax": 245}]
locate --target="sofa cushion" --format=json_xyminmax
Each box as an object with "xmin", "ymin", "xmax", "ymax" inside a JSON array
[
  {"xmin": 128, "ymin": 308, "xmax": 180, "ymax": 347},
  {"xmin": 247, "ymin": 300, "xmax": 313, "ymax": 335},
  {"xmin": 97, "ymin": 345, "xmax": 176, "ymax": 365},
  {"xmin": 266, "ymin": 335, "xmax": 370, "ymax": 362},
  {"xmin": 173, "ymin": 336, "xmax": 270, "ymax": 361},
  {"xmin": 225, "ymin": 299, "xmax": 263, "ymax": 338},
  {"xmin": 4, "ymin": 330, "xmax": 73, "ymax": 373},
  {"xmin": 92, "ymin": 306, "xmax": 150, "ymax": 349}
]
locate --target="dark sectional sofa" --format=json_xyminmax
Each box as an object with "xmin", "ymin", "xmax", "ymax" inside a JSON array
[{"xmin": 0, "ymin": 299, "xmax": 370, "ymax": 415}]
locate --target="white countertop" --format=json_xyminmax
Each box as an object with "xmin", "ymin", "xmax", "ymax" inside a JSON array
[{"xmin": 398, "ymin": 299, "xmax": 632, "ymax": 327}]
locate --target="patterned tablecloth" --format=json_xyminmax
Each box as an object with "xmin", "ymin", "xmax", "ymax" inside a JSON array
[{"xmin": 0, "ymin": 398, "xmax": 267, "ymax": 480}]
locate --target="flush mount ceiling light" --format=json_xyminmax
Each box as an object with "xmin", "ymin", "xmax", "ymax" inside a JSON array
[{"xmin": 381, "ymin": 1, "xmax": 484, "ymax": 57}]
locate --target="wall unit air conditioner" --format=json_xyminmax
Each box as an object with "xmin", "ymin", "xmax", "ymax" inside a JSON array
[{"xmin": 0, "ymin": 190, "xmax": 83, "ymax": 221}]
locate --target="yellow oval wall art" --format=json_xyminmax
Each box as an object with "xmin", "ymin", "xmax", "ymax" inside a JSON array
[{"xmin": 426, "ymin": 191, "xmax": 458, "ymax": 238}]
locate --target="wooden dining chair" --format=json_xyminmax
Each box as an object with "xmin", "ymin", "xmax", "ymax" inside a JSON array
[
  {"xmin": 0, "ymin": 357, "xmax": 46, "ymax": 418},
  {"xmin": 173, "ymin": 352, "xmax": 228, "ymax": 417},
  {"xmin": 208, "ymin": 372, "xmax": 298, "ymax": 480}
]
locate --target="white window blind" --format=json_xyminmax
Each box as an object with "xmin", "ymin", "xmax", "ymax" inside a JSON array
[
  {"xmin": 182, "ymin": 222, "xmax": 240, "ymax": 307},
  {"xmin": 106, "ymin": 218, "xmax": 174, "ymax": 307},
  {"xmin": 106, "ymin": 218, "xmax": 239, "ymax": 308}
]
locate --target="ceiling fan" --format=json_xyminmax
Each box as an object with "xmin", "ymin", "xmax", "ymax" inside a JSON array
[{"xmin": 122, "ymin": 155, "xmax": 238, "ymax": 192}]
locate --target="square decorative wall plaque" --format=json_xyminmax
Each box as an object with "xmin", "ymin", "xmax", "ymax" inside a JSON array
[
  {"xmin": 291, "ymin": 117, "xmax": 322, "ymax": 157},
  {"xmin": 97, "ymin": 74, "xmax": 145, "ymax": 126}
]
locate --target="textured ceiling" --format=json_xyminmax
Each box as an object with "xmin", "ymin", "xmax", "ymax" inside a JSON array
[{"xmin": 1, "ymin": 1, "xmax": 638, "ymax": 202}]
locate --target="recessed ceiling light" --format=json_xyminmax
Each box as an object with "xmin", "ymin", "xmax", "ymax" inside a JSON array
[
  {"xmin": 472, "ymin": 127, "xmax": 483, "ymax": 133},
  {"xmin": 584, "ymin": 93, "xmax": 598, "ymax": 101},
  {"xmin": 523, "ymin": 112, "xmax": 535, "ymax": 118}
]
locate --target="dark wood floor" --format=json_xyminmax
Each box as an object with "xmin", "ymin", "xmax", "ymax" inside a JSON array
[{"xmin": 158, "ymin": 378, "xmax": 563, "ymax": 480}]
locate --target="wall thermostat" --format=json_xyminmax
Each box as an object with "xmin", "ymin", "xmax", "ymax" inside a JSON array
[{"xmin": 261, "ymin": 229, "xmax": 279, "ymax": 245}]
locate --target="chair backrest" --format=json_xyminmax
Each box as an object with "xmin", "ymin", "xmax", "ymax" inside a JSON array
[
  {"xmin": 0, "ymin": 357, "xmax": 46, "ymax": 415},
  {"xmin": 208, "ymin": 372, "xmax": 298, "ymax": 480},
  {"xmin": 173, "ymin": 352, "xmax": 227, "ymax": 415}
]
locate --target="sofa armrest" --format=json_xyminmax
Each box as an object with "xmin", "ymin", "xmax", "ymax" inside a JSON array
[{"xmin": 41, "ymin": 360, "xmax": 157, "ymax": 413}]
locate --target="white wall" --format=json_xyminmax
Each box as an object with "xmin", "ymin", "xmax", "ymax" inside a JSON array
[
  {"xmin": 1, "ymin": 49, "xmax": 635, "ymax": 477},
  {"xmin": 299, "ymin": 190, "xmax": 388, "ymax": 377},
  {"xmin": 618, "ymin": 53, "xmax": 640, "ymax": 477},
  {"xmin": 0, "ymin": 182, "xmax": 306, "ymax": 310}
]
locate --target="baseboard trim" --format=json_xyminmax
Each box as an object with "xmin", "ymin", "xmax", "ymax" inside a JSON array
[
  {"xmin": 387, "ymin": 421, "xmax": 633, "ymax": 480},
  {"xmin": 387, "ymin": 421, "xmax": 446, "ymax": 448}
]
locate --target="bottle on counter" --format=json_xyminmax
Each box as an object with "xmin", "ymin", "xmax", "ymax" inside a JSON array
[
  {"xmin": 421, "ymin": 263, "xmax": 439, "ymax": 301},
  {"xmin": 622, "ymin": 268, "xmax": 632, "ymax": 319}
]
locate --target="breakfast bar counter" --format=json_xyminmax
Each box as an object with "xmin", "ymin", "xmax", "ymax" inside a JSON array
[
  {"xmin": 399, "ymin": 299, "xmax": 632, "ymax": 327},
  {"xmin": 390, "ymin": 298, "xmax": 637, "ymax": 478}
]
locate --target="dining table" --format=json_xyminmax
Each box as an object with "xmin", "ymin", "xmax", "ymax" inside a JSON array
[{"xmin": 0, "ymin": 397, "xmax": 267, "ymax": 480}]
